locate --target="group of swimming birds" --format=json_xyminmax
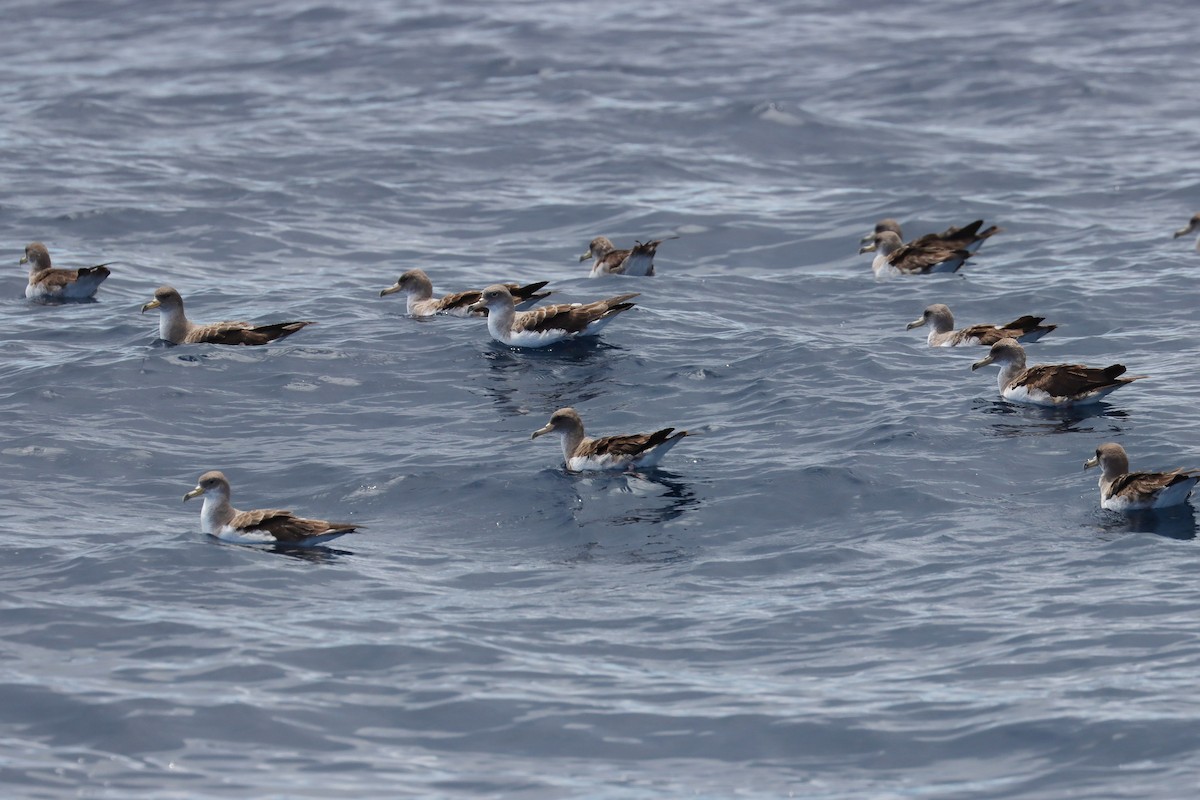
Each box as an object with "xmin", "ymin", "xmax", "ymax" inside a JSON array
[
  {"xmin": 863, "ymin": 213, "xmax": 1200, "ymax": 516},
  {"xmin": 20, "ymin": 216, "xmax": 1200, "ymax": 545},
  {"xmin": 19, "ymin": 235, "xmax": 684, "ymax": 547}
]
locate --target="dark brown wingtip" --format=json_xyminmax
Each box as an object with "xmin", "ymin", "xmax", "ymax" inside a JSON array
[
  {"xmin": 646, "ymin": 426, "xmax": 691, "ymax": 447},
  {"xmin": 516, "ymin": 280, "xmax": 551, "ymax": 295},
  {"xmin": 1005, "ymin": 315, "xmax": 1045, "ymax": 329}
]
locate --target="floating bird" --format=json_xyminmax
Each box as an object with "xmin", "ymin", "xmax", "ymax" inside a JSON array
[
  {"xmin": 1084, "ymin": 443, "xmax": 1200, "ymax": 511},
  {"xmin": 970, "ymin": 338, "xmax": 1145, "ymax": 406},
  {"xmin": 579, "ymin": 236, "xmax": 671, "ymax": 277},
  {"xmin": 20, "ymin": 242, "xmax": 111, "ymax": 301},
  {"xmin": 862, "ymin": 218, "xmax": 1001, "ymax": 253},
  {"xmin": 858, "ymin": 230, "xmax": 971, "ymax": 276},
  {"xmin": 906, "ymin": 304, "xmax": 1056, "ymax": 347},
  {"xmin": 183, "ymin": 470, "xmax": 358, "ymax": 546},
  {"xmin": 1173, "ymin": 213, "xmax": 1200, "ymax": 251},
  {"xmin": 466, "ymin": 284, "xmax": 638, "ymax": 347},
  {"xmin": 141, "ymin": 286, "xmax": 314, "ymax": 345},
  {"xmin": 531, "ymin": 407, "xmax": 690, "ymax": 472},
  {"xmin": 378, "ymin": 269, "xmax": 550, "ymax": 317}
]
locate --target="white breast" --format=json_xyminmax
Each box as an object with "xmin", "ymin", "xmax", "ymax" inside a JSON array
[
  {"xmin": 213, "ymin": 525, "xmax": 280, "ymax": 544},
  {"xmin": 999, "ymin": 383, "xmax": 1058, "ymax": 406}
]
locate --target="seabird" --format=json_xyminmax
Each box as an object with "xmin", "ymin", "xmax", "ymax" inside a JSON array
[
  {"xmin": 531, "ymin": 407, "xmax": 690, "ymax": 472},
  {"xmin": 1173, "ymin": 213, "xmax": 1200, "ymax": 251},
  {"xmin": 183, "ymin": 470, "xmax": 357, "ymax": 546},
  {"xmin": 20, "ymin": 242, "xmax": 111, "ymax": 301},
  {"xmin": 1084, "ymin": 443, "xmax": 1200, "ymax": 511},
  {"xmin": 906, "ymin": 303, "xmax": 1056, "ymax": 347},
  {"xmin": 970, "ymin": 338, "xmax": 1146, "ymax": 406},
  {"xmin": 862, "ymin": 218, "xmax": 1001, "ymax": 253},
  {"xmin": 378, "ymin": 269, "xmax": 550, "ymax": 317},
  {"xmin": 579, "ymin": 236, "xmax": 671, "ymax": 277},
  {"xmin": 858, "ymin": 230, "xmax": 971, "ymax": 276},
  {"xmin": 466, "ymin": 284, "xmax": 638, "ymax": 347},
  {"xmin": 141, "ymin": 286, "xmax": 314, "ymax": 345}
]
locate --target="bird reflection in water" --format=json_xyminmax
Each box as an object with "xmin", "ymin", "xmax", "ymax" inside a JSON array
[
  {"xmin": 976, "ymin": 398, "xmax": 1129, "ymax": 437},
  {"xmin": 565, "ymin": 469, "xmax": 701, "ymax": 528},
  {"xmin": 477, "ymin": 339, "xmax": 624, "ymax": 417},
  {"xmin": 1095, "ymin": 505, "xmax": 1197, "ymax": 541}
]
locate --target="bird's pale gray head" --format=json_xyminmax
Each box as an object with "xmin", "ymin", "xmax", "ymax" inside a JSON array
[
  {"xmin": 21, "ymin": 242, "xmax": 50, "ymax": 269},
  {"xmin": 907, "ymin": 303, "xmax": 953, "ymax": 331},
  {"xmin": 142, "ymin": 285, "xmax": 183, "ymax": 313},
  {"xmin": 531, "ymin": 407, "xmax": 583, "ymax": 440},
  {"xmin": 183, "ymin": 470, "xmax": 231, "ymax": 502},
  {"xmin": 971, "ymin": 337, "xmax": 1024, "ymax": 371},
  {"xmin": 859, "ymin": 230, "xmax": 902, "ymax": 255},
  {"xmin": 471, "ymin": 284, "xmax": 514, "ymax": 309},
  {"xmin": 861, "ymin": 219, "xmax": 901, "ymax": 245},
  {"xmin": 580, "ymin": 236, "xmax": 616, "ymax": 261},
  {"xmin": 1083, "ymin": 442, "xmax": 1129, "ymax": 475}
]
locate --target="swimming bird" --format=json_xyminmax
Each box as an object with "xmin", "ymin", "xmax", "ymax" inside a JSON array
[
  {"xmin": 970, "ymin": 338, "xmax": 1145, "ymax": 406},
  {"xmin": 1173, "ymin": 213, "xmax": 1200, "ymax": 251},
  {"xmin": 378, "ymin": 269, "xmax": 550, "ymax": 317},
  {"xmin": 579, "ymin": 236, "xmax": 671, "ymax": 277},
  {"xmin": 858, "ymin": 230, "xmax": 971, "ymax": 276},
  {"xmin": 141, "ymin": 286, "xmax": 314, "ymax": 345},
  {"xmin": 906, "ymin": 304, "xmax": 1056, "ymax": 347},
  {"xmin": 20, "ymin": 242, "xmax": 111, "ymax": 301},
  {"xmin": 862, "ymin": 218, "xmax": 1001, "ymax": 253},
  {"xmin": 183, "ymin": 470, "xmax": 357, "ymax": 546},
  {"xmin": 466, "ymin": 284, "xmax": 638, "ymax": 347},
  {"xmin": 1084, "ymin": 443, "xmax": 1200, "ymax": 511},
  {"xmin": 531, "ymin": 407, "xmax": 690, "ymax": 472}
]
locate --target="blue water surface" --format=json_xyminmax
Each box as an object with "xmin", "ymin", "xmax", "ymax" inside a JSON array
[{"xmin": 2, "ymin": 1, "xmax": 1200, "ymax": 797}]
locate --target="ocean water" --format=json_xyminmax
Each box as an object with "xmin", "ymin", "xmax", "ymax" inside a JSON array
[{"xmin": 3, "ymin": 0, "xmax": 1200, "ymax": 797}]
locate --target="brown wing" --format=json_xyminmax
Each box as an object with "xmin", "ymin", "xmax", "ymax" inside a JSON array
[
  {"xmin": 437, "ymin": 289, "xmax": 484, "ymax": 314},
  {"xmin": 1109, "ymin": 470, "xmax": 1200, "ymax": 502},
  {"xmin": 999, "ymin": 315, "xmax": 1046, "ymax": 332},
  {"xmin": 997, "ymin": 315, "xmax": 1056, "ymax": 342},
  {"xmin": 229, "ymin": 508, "xmax": 357, "ymax": 543},
  {"xmin": 931, "ymin": 219, "xmax": 983, "ymax": 244},
  {"xmin": 509, "ymin": 281, "xmax": 551, "ymax": 304},
  {"xmin": 888, "ymin": 242, "xmax": 970, "ymax": 273},
  {"xmin": 1014, "ymin": 363, "xmax": 1129, "ymax": 397},
  {"xmin": 936, "ymin": 220, "xmax": 1001, "ymax": 248},
  {"xmin": 955, "ymin": 316, "xmax": 1050, "ymax": 345},
  {"xmin": 514, "ymin": 294, "xmax": 639, "ymax": 334},
  {"xmin": 579, "ymin": 428, "xmax": 683, "ymax": 458},
  {"xmin": 186, "ymin": 320, "xmax": 314, "ymax": 345},
  {"xmin": 35, "ymin": 265, "xmax": 112, "ymax": 289},
  {"xmin": 597, "ymin": 248, "xmax": 634, "ymax": 274},
  {"xmin": 954, "ymin": 324, "xmax": 1008, "ymax": 346},
  {"xmin": 906, "ymin": 221, "xmax": 1002, "ymax": 250},
  {"xmin": 444, "ymin": 283, "xmax": 550, "ymax": 315}
]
